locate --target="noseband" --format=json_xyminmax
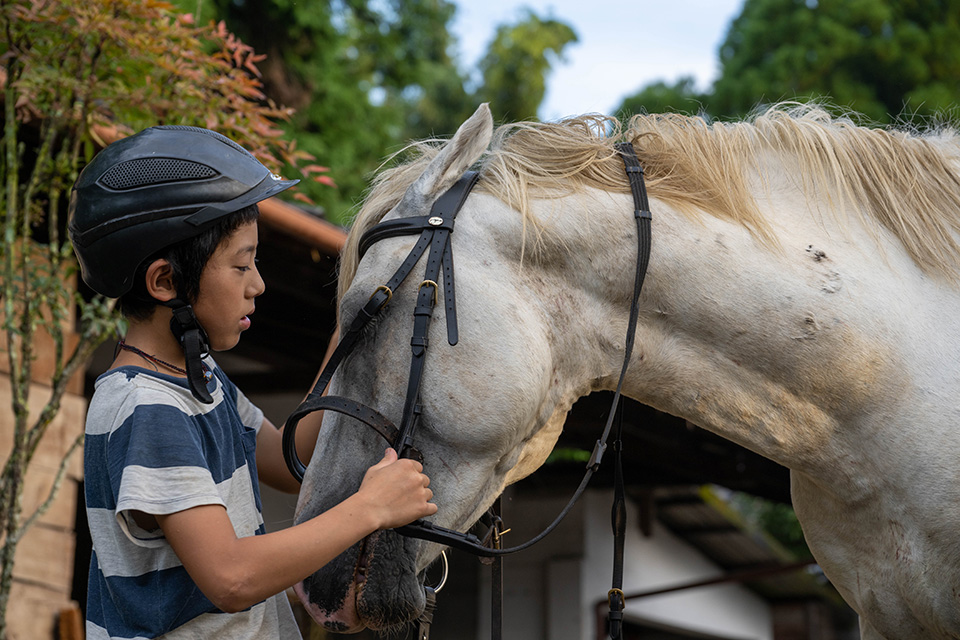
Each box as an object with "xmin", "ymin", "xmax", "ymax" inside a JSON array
[{"xmin": 282, "ymin": 142, "xmax": 652, "ymax": 638}]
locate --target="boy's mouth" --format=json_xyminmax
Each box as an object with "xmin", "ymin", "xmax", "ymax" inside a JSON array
[{"xmin": 240, "ymin": 314, "xmax": 252, "ymax": 331}]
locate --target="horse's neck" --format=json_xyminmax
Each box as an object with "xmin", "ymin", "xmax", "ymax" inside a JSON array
[{"xmin": 532, "ymin": 188, "xmax": 960, "ymax": 496}]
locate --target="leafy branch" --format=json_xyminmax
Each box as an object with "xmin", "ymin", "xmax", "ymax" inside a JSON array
[{"xmin": 0, "ymin": 1, "xmax": 327, "ymax": 636}]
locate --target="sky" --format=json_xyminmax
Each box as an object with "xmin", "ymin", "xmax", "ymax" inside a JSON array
[{"xmin": 450, "ymin": 1, "xmax": 745, "ymax": 121}]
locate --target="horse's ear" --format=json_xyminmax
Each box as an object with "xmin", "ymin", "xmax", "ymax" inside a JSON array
[{"xmin": 398, "ymin": 103, "xmax": 493, "ymax": 212}]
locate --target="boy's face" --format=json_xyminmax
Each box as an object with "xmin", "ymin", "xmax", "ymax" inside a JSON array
[{"xmin": 192, "ymin": 220, "xmax": 265, "ymax": 351}]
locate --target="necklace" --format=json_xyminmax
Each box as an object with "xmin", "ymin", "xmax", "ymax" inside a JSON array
[{"xmin": 117, "ymin": 339, "xmax": 187, "ymax": 376}]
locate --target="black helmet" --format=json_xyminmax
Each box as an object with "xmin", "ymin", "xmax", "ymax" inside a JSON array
[{"xmin": 68, "ymin": 125, "xmax": 298, "ymax": 298}]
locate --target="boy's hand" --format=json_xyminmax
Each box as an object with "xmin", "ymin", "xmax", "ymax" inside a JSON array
[{"xmin": 356, "ymin": 448, "xmax": 438, "ymax": 530}]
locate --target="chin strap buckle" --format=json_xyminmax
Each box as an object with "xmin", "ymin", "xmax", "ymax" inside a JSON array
[{"xmin": 163, "ymin": 299, "xmax": 213, "ymax": 404}]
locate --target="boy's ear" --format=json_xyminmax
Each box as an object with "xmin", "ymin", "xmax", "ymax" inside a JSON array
[{"xmin": 144, "ymin": 259, "xmax": 177, "ymax": 302}]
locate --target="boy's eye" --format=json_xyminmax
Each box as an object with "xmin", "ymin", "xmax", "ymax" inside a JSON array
[{"xmin": 237, "ymin": 258, "xmax": 259, "ymax": 272}]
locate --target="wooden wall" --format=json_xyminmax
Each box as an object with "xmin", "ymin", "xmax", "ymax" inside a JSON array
[{"xmin": 0, "ymin": 303, "xmax": 87, "ymax": 639}]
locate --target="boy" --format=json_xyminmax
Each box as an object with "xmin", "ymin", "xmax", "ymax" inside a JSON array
[{"xmin": 68, "ymin": 125, "xmax": 437, "ymax": 639}]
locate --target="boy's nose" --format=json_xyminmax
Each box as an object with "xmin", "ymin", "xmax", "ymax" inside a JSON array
[{"xmin": 251, "ymin": 267, "xmax": 266, "ymax": 297}]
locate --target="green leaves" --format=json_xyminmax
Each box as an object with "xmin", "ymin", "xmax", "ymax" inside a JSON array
[
  {"xmin": 477, "ymin": 11, "xmax": 577, "ymax": 123},
  {"xmin": 0, "ymin": 5, "xmax": 313, "ymax": 630},
  {"xmin": 619, "ymin": 0, "xmax": 960, "ymax": 125},
  {"xmin": 185, "ymin": 0, "xmax": 578, "ymax": 225}
]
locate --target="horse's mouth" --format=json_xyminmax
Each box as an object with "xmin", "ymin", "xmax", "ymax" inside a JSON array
[
  {"xmin": 353, "ymin": 534, "xmax": 371, "ymax": 593},
  {"xmin": 293, "ymin": 532, "xmax": 379, "ymax": 633},
  {"xmin": 294, "ymin": 528, "xmax": 426, "ymax": 632}
]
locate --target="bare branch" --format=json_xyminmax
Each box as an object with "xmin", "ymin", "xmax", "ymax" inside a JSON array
[{"xmin": 12, "ymin": 431, "xmax": 83, "ymax": 543}]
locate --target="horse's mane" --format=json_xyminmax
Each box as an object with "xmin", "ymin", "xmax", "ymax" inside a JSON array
[{"xmin": 340, "ymin": 103, "xmax": 960, "ymax": 302}]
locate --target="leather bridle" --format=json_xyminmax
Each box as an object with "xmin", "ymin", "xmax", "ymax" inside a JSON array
[{"xmin": 282, "ymin": 142, "xmax": 652, "ymax": 639}]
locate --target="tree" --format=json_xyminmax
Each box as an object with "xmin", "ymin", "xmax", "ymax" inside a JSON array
[
  {"xmin": 194, "ymin": 0, "xmax": 471, "ymax": 225},
  {"xmin": 616, "ymin": 0, "xmax": 960, "ymax": 124},
  {"xmin": 710, "ymin": 0, "xmax": 960, "ymax": 122},
  {"xmin": 616, "ymin": 76, "xmax": 706, "ymax": 118},
  {"xmin": 477, "ymin": 10, "xmax": 578, "ymax": 123},
  {"xmin": 189, "ymin": 1, "xmax": 579, "ymax": 225},
  {"xmin": 0, "ymin": 1, "xmax": 319, "ymax": 636}
]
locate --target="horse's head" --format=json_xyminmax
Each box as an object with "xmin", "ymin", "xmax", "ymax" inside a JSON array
[{"xmin": 292, "ymin": 104, "xmax": 612, "ymax": 632}]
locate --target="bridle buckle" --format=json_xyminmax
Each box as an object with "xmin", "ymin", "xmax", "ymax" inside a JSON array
[
  {"xmin": 419, "ymin": 279, "xmax": 439, "ymax": 305},
  {"xmin": 370, "ymin": 284, "xmax": 393, "ymax": 305},
  {"xmin": 608, "ymin": 588, "xmax": 625, "ymax": 608}
]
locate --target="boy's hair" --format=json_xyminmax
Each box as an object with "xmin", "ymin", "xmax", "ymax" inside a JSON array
[{"xmin": 118, "ymin": 204, "xmax": 259, "ymax": 320}]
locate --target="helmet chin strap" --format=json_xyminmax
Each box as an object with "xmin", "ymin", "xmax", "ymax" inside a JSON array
[{"xmin": 163, "ymin": 299, "xmax": 213, "ymax": 404}]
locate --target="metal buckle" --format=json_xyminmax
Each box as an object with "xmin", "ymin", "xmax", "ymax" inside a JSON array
[
  {"xmin": 608, "ymin": 588, "xmax": 625, "ymax": 608},
  {"xmin": 419, "ymin": 280, "xmax": 438, "ymax": 305},
  {"xmin": 370, "ymin": 285, "xmax": 393, "ymax": 305}
]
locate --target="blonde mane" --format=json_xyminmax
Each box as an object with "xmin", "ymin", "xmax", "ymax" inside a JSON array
[{"xmin": 340, "ymin": 104, "xmax": 960, "ymax": 302}]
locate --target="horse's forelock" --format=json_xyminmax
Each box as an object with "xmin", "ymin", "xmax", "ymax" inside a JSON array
[{"xmin": 337, "ymin": 143, "xmax": 441, "ymax": 316}]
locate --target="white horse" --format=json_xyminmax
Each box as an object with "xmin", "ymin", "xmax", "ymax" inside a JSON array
[{"xmin": 292, "ymin": 103, "xmax": 960, "ymax": 639}]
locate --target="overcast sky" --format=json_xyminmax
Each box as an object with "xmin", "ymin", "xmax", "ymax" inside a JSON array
[{"xmin": 450, "ymin": 0, "xmax": 745, "ymax": 120}]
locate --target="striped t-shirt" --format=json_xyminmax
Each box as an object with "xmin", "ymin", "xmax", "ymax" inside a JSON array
[{"xmin": 83, "ymin": 359, "xmax": 301, "ymax": 639}]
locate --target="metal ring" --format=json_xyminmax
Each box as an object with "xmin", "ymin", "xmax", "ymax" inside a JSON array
[{"xmin": 426, "ymin": 549, "xmax": 449, "ymax": 593}]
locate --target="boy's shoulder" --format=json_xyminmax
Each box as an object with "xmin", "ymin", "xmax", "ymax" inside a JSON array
[
  {"xmin": 94, "ymin": 365, "xmax": 194, "ymax": 406},
  {"xmin": 87, "ymin": 358, "xmax": 259, "ymax": 435},
  {"xmin": 89, "ymin": 359, "xmax": 229, "ymax": 421}
]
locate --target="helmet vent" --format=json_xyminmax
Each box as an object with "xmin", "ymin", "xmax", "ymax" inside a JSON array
[{"xmin": 99, "ymin": 158, "xmax": 218, "ymax": 190}]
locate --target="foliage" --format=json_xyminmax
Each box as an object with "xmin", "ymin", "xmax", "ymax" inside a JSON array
[
  {"xmin": 191, "ymin": 0, "xmax": 466, "ymax": 224},
  {"xmin": 616, "ymin": 76, "xmax": 706, "ymax": 118},
  {"xmin": 188, "ymin": 0, "xmax": 578, "ymax": 225},
  {"xmin": 729, "ymin": 492, "xmax": 812, "ymax": 559},
  {"xmin": 0, "ymin": 1, "xmax": 315, "ymax": 636},
  {"xmin": 477, "ymin": 10, "xmax": 577, "ymax": 123},
  {"xmin": 617, "ymin": 0, "xmax": 960, "ymax": 124},
  {"xmin": 711, "ymin": 0, "xmax": 960, "ymax": 122}
]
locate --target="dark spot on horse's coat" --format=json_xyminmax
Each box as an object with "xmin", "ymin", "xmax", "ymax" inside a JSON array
[{"xmin": 806, "ymin": 245, "xmax": 827, "ymax": 261}]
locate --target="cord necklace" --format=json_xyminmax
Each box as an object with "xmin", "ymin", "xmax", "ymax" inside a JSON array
[{"xmin": 117, "ymin": 339, "xmax": 187, "ymax": 376}]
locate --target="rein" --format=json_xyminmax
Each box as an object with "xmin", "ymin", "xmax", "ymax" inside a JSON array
[{"xmin": 282, "ymin": 142, "xmax": 652, "ymax": 640}]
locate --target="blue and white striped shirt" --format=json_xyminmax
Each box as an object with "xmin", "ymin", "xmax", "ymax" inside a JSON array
[{"xmin": 83, "ymin": 359, "xmax": 301, "ymax": 639}]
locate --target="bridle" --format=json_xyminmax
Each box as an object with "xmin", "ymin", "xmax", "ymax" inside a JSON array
[{"xmin": 282, "ymin": 142, "xmax": 652, "ymax": 640}]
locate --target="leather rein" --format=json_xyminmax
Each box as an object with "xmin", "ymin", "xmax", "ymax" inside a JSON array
[{"xmin": 282, "ymin": 142, "xmax": 652, "ymax": 639}]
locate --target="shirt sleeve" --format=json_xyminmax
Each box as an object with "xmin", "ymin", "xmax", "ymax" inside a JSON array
[{"xmin": 110, "ymin": 400, "xmax": 225, "ymax": 548}]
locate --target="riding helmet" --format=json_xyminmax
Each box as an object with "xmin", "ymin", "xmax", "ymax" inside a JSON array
[{"xmin": 68, "ymin": 125, "xmax": 299, "ymax": 298}]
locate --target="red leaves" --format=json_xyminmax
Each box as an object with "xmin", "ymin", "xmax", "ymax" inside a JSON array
[{"xmin": 5, "ymin": 0, "xmax": 335, "ymax": 202}]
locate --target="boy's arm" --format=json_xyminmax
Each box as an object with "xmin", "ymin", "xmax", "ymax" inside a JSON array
[
  {"xmin": 156, "ymin": 448, "xmax": 436, "ymax": 613},
  {"xmin": 255, "ymin": 415, "xmax": 315, "ymax": 493},
  {"xmin": 256, "ymin": 328, "xmax": 338, "ymax": 493}
]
